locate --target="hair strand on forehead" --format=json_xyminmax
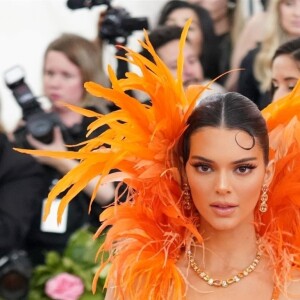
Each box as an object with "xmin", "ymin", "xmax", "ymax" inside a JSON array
[{"xmin": 179, "ymin": 92, "xmax": 269, "ymax": 165}]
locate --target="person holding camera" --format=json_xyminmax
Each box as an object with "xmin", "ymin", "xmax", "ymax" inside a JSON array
[
  {"xmin": 0, "ymin": 105, "xmax": 45, "ymax": 299},
  {"xmin": 15, "ymin": 33, "xmax": 115, "ymax": 266},
  {"xmin": 0, "ymin": 122, "xmax": 44, "ymax": 257}
]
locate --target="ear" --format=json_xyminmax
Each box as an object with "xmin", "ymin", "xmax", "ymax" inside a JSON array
[{"xmin": 263, "ymin": 159, "xmax": 275, "ymax": 186}]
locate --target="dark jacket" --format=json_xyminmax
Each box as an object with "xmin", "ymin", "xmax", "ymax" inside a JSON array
[
  {"xmin": 24, "ymin": 107, "xmax": 111, "ymax": 265},
  {"xmin": 0, "ymin": 133, "xmax": 44, "ymax": 258},
  {"xmin": 237, "ymin": 45, "xmax": 271, "ymax": 110}
]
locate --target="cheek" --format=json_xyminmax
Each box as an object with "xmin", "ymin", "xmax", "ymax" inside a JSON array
[
  {"xmin": 241, "ymin": 179, "xmax": 262, "ymax": 203},
  {"xmin": 272, "ymin": 85, "xmax": 290, "ymax": 102},
  {"xmin": 66, "ymin": 80, "xmax": 84, "ymax": 102},
  {"xmin": 186, "ymin": 170, "xmax": 210, "ymax": 208},
  {"xmin": 279, "ymin": 7, "xmax": 295, "ymax": 33},
  {"xmin": 273, "ymin": 90, "xmax": 284, "ymax": 102},
  {"xmin": 188, "ymin": 31, "xmax": 202, "ymax": 55},
  {"xmin": 280, "ymin": 18, "xmax": 290, "ymax": 33}
]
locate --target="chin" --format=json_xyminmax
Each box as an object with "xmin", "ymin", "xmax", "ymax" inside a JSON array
[{"xmin": 201, "ymin": 217, "xmax": 240, "ymax": 233}]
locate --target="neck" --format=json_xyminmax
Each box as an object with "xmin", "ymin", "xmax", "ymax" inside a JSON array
[
  {"xmin": 214, "ymin": 17, "xmax": 230, "ymax": 36},
  {"xmin": 59, "ymin": 110, "xmax": 83, "ymax": 128},
  {"xmin": 195, "ymin": 223, "xmax": 258, "ymax": 275}
]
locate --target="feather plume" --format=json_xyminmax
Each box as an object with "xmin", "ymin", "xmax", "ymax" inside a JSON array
[
  {"xmin": 15, "ymin": 19, "xmax": 206, "ymax": 299},
  {"xmin": 260, "ymin": 80, "xmax": 300, "ymax": 292}
]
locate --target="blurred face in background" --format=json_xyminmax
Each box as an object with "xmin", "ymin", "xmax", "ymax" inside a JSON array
[
  {"xmin": 164, "ymin": 8, "xmax": 203, "ymax": 56},
  {"xmin": 43, "ymin": 50, "xmax": 84, "ymax": 114},
  {"xmin": 280, "ymin": 0, "xmax": 300, "ymax": 38},
  {"xmin": 157, "ymin": 39, "xmax": 204, "ymax": 88},
  {"xmin": 271, "ymin": 54, "xmax": 300, "ymax": 101}
]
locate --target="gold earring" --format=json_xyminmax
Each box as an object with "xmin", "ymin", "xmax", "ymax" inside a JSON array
[
  {"xmin": 259, "ymin": 184, "xmax": 268, "ymax": 213},
  {"xmin": 182, "ymin": 183, "xmax": 192, "ymax": 210}
]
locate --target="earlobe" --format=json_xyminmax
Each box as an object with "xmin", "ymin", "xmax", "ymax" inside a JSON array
[{"xmin": 264, "ymin": 159, "xmax": 275, "ymax": 186}]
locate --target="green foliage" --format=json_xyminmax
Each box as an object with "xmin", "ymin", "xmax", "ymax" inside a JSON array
[{"xmin": 28, "ymin": 226, "xmax": 108, "ymax": 300}]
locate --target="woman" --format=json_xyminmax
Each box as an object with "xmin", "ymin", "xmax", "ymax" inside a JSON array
[
  {"xmin": 17, "ymin": 33, "xmax": 115, "ymax": 265},
  {"xmin": 0, "ymin": 117, "xmax": 44, "ymax": 258},
  {"xmin": 175, "ymin": 92, "xmax": 274, "ymax": 299},
  {"xmin": 157, "ymin": 0, "xmax": 220, "ymax": 81},
  {"xmin": 270, "ymin": 37, "xmax": 300, "ymax": 101},
  {"xmin": 187, "ymin": 0, "xmax": 237, "ymax": 80},
  {"xmin": 237, "ymin": 0, "xmax": 300, "ymax": 109},
  {"xmin": 18, "ymin": 21, "xmax": 300, "ymax": 298},
  {"xmin": 191, "ymin": 0, "xmax": 267, "ymax": 91}
]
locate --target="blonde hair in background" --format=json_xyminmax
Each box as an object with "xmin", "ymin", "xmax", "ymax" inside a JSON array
[
  {"xmin": 254, "ymin": 0, "xmax": 289, "ymax": 92},
  {"xmin": 231, "ymin": 0, "xmax": 265, "ymax": 46}
]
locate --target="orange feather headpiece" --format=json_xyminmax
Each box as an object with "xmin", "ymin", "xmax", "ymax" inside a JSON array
[
  {"xmin": 16, "ymin": 20, "xmax": 300, "ymax": 298},
  {"xmin": 17, "ymin": 20, "xmax": 206, "ymax": 299},
  {"xmin": 260, "ymin": 82, "xmax": 300, "ymax": 288}
]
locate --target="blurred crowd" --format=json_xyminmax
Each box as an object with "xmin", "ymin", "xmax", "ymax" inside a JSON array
[{"xmin": 0, "ymin": 0, "xmax": 300, "ymax": 298}]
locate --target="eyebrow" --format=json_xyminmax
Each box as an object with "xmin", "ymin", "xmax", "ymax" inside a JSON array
[
  {"xmin": 272, "ymin": 77, "xmax": 298, "ymax": 82},
  {"xmin": 190, "ymin": 156, "xmax": 258, "ymax": 164},
  {"xmin": 283, "ymin": 77, "xmax": 299, "ymax": 82}
]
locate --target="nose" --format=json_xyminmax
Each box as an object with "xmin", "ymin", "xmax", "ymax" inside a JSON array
[
  {"xmin": 272, "ymin": 87, "xmax": 288, "ymax": 102},
  {"xmin": 44, "ymin": 74, "xmax": 61, "ymax": 88},
  {"xmin": 183, "ymin": 62, "xmax": 195, "ymax": 78},
  {"xmin": 215, "ymin": 171, "xmax": 231, "ymax": 195}
]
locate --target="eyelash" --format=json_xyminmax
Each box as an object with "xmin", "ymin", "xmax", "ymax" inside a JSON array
[
  {"xmin": 192, "ymin": 163, "xmax": 257, "ymax": 174},
  {"xmin": 236, "ymin": 164, "xmax": 257, "ymax": 174}
]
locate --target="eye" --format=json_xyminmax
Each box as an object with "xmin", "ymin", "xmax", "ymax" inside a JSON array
[
  {"xmin": 236, "ymin": 164, "xmax": 256, "ymax": 175},
  {"xmin": 62, "ymin": 72, "xmax": 73, "ymax": 79},
  {"xmin": 44, "ymin": 70, "xmax": 54, "ymax": 77},
  {"xmin": 288, "ymin": 83, "xmax": 296, "ymax": 91},
  {"xmin": 195, "ymin": 163, "xmax": 212, "ymax": 173},
  {"xmin": 271, "ymin": 81, "xmax": 278, "ymax": 91},
  {"xmin": 282, "ymin": 0, "xmax": 295, "ymax": 6}
]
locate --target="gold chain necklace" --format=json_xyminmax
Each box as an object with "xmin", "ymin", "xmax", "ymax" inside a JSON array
[{"xmin": 187, "ymin": 249, "xmax": 262, "ymax": 288}]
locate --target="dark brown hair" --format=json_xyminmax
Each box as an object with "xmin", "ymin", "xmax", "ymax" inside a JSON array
[
  {"xmin": 157, "ymin": 0, "xmax": 219, "ymax": 79},
  {"xmin": 179, "ymin": 92, "xmax": 269, "ymax": 165}
]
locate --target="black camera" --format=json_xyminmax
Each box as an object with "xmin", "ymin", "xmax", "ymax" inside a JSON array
[
  {"xmin": 66, "ymin": 0, "xmax": 149, "ymax": 44},
  {"xmin": 0, "ymin": 250, "xmax": 32, "ymax": 300},
  {"xmin": 3, "ymin": 66, "xmax": 67, "ymax": 148},
  {"xmin": 100, "ymin": 6, "xmax": 149, "ymax": 44}
]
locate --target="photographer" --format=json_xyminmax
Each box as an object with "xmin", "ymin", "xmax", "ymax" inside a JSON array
[
  {"xmin": 91, "ymin": 0, "xmax": 149, "ymax": 104},
  {"xmin": 12, "ymin": 33, "xmax": 115, "ymax": 266},
  {"xmin": 0, "ymin": 98, "xmax": 45, "ymax": 299}
]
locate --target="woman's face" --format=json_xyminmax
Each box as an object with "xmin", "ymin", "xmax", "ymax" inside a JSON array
[
  {"xmin": 280, "ymin": 0, "xmax": 300, "ymax": 38},
  {"xmin": 43, "ymin": 50, "xmax": 84, "ymax": 113},
  {"xmin": 271, "ymin": 54, "xmax": 300, "ymax": 101},
  {"xmin": 157, "ymin": 39, "xmax": 204, "ymax": 88},
  {"xmin": 164, "ymin": 8, "xmax": 203, "ymax": 56},
  {"xmin": 184, "ymin": 127, "xmax": 272, "ymax": 233}
]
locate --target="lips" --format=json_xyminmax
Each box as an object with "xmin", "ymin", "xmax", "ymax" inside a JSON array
[
  {"xmin": 210, "ymin": 202, "xmax": 238, "ymax": 217},
  {"xmin": 49, "ymin": 94, "xmax": 61, "ymax": 101}
]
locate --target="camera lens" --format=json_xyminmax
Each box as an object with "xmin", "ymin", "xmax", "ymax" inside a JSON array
[
  {"xmin": 0, "ymin": 271, "xmax": 29, "ymax": 300},
  {"xmin": 27, "ymin": 114, "xmax": 54, "ymax": 144},
  {"xmin": 0, "ymin": 250, "xmax": 32, "ymax": 300}
]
